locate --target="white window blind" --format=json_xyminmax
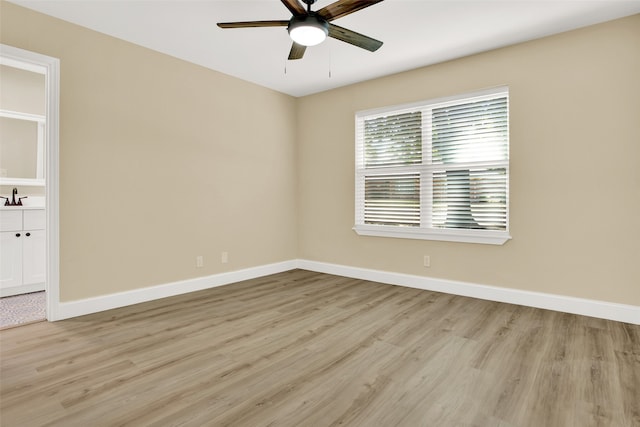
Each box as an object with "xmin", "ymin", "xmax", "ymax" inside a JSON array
[{"xmin": 355, "ymin": 87, "xmax": 510, "ymax": 245}]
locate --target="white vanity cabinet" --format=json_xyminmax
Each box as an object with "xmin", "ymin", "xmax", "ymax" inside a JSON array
[{"xmin": 0, "ymin": 208, "xmax": 45, "ymax": 297}]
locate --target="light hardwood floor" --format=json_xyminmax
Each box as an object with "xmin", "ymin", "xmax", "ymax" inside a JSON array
[{"xmin": 1, "ymin": 270, "xmax": 638, "ymax": 426}]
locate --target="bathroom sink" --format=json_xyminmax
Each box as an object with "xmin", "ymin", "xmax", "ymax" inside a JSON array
[{"xmin": 0, "ymin": 196, "xmax": 45, "ymax": 208}]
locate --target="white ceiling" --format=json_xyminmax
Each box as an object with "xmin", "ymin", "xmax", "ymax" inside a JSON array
[{"xmin": 9, "ymin": 0, "xmax": 640, "ymax": 97}]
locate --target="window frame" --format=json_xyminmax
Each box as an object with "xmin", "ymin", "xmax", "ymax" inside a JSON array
[{"xmin": 354, "ymin": 86, "xmax": 511, "ymax": 245}]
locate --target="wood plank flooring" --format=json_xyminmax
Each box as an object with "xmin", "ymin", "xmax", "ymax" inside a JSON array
[{"xmin": 1, "ymin": 270, "xmax": 638, "ymax": 426}]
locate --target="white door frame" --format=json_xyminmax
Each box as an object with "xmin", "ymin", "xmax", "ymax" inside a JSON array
[{"xmin": 1, "ymin": 44, "xmax": 60, "ymax": 320}]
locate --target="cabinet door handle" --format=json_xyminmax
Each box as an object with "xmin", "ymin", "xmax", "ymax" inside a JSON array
[
  {"xmin": 15, "ymin": 233, "xmax": 21, "ymax": 237},
  {"xmin": 26, "ymin": 232, "xmax": 31, "ymax": 237}
]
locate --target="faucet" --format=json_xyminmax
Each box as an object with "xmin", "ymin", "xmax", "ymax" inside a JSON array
[{"xmin": 1, "ymin": 188, "xmax": 28, "ymax": 206}]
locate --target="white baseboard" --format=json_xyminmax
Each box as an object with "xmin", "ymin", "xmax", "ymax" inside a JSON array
[
  {"xmin": 297, "ymin": 260, "xmax": 640, "ymax": 325},
  {"xmin": 53, "ymin": 258, "xmax": 639, "ymax": 325},
  {"xmin": 54, "ymin": 260, "xmax": 297, "ymax": 321}
]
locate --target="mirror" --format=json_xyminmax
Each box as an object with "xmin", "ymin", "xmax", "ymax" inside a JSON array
[
  {"xmin": 0, "ymin": 112, "xmax": 45, "ymax": 183},
  {"xmin": 0, "ymin": 63, "xmax": 46, "ymax": 186}
]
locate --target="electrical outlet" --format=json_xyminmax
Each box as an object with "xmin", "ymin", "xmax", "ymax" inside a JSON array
[
  {"xmin": 196, "ymin": 255, "xmax": 203, "ymax": 268},
  {"xmin": 423, "ymin": 255, "xmax": 430, "ymax": 268},
  {"xmin": 221, "ymin": 252, "xmax": 228, "ymax": 264}
]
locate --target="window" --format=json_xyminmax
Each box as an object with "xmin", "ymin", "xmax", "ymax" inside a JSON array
[{"xmin": 354, "ymin": 87, "xmax": 510, "ymax": 245}]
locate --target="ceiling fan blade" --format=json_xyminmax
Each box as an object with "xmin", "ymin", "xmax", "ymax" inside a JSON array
[
  {"xmin": 217, "ymin": 20, "xmax": 289, "ymax": 29},
  {"xmin": 328, "ymin": 24, "xmax": 383, "ymax": 52},
  {"xmin": 281, "ymin": 0, "xmax": 306, "ymax": 16},
  {"xmin": 317, "ymin": 0, "xmax": 384, "ymax": 21},
  {"xmin": 288, "ymin": 42, "xmax": 307, "ymax": 60}
]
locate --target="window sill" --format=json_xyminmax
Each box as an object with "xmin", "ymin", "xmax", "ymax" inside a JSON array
[{"xmin": 353, "ymin": 225, "xmax": 511, "ymax": 245}]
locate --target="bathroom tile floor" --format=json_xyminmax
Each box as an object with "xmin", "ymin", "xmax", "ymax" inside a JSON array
[{"xmin": 0, "ymin": 291, "xmax": 46, "ymax": 329}]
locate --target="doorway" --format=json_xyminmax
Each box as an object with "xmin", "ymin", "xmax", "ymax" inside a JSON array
[{"xmin": 0, "ymin": 44, "xmax": 60, "ymax": 326}]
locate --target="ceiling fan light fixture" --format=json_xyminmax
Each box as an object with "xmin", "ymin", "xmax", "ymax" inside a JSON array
[{"xmin": 288, "ymin": 14, "xmax": 329, "ymax": 47}]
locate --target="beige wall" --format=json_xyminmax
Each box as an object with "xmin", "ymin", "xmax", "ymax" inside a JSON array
[
  {"xmin": 1, "ymin": 2, "xmax": 298, "ymax": 301},
  {"xmin": 0, "ymin": 184, "xmax": 45, "ymax": 197},
  {"xmin": 297, "ymin": 14, "xmax": 640, "ymax": 306},
  {"xmin": 2, "ymin": 2, "xmax": 638, "ymax": 307},
  {"xmin": 0, "ymin": 64, "xmax": 45, "ymax": 115}
]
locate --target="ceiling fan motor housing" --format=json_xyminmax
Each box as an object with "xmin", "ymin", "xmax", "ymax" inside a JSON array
[{"xmin": 288, "ymin": 13, "xmax": 329, "ymax": 46}]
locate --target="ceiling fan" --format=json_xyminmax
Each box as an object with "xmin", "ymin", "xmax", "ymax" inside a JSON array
[{"xmin": 217, "ymin": 0, "xmax": 384, "ymax": 60}]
